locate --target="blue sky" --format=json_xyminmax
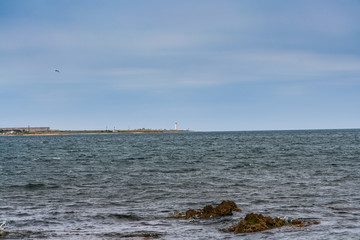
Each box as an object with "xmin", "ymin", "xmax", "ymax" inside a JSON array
[{"xmin": 1, "ymin": 0, "xmax": 360, "ymax": 131}]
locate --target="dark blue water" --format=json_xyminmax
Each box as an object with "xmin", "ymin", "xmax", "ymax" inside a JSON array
[{"xmin": 1, "ymin": 130, "xmax": 360, "ymax": 239}]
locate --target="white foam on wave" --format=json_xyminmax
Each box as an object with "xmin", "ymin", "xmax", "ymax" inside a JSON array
[{"xmin": 0, "ymin": 221, "xmax": 7, "ymax": 234}]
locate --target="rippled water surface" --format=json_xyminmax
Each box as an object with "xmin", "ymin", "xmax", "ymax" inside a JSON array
[{"xmin": 1, "ymin": 130, "xmax": 360, "ymax": 239}]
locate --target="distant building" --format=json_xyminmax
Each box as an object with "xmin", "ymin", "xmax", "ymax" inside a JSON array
[{"xmin": 174, "ymin": 122, "xmax": 178, "ymax": 130}]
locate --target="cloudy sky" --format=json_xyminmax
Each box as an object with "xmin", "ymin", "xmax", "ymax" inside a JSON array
[{"xmin": 1, "ymin": 0, "xmax": 360, "ymax": 131}]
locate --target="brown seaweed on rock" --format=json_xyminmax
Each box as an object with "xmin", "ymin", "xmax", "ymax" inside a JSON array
[
  {"xmin": 223, "ymin": 213, "xmax": 320, "ymax": 233},
  {"xmin": 173, "ymin": 201, "xmax": 242, "ymax": 220}
]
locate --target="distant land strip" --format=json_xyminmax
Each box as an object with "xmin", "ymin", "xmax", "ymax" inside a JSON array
[{"xmin": 0, "ymin": 127, "xmax": 195, "ymax": 136}]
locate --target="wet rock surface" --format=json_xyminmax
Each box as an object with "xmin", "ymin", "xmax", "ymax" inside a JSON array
[
  {"xmin": 0, "ymin": 230, "xmax": 8, "ymax": 237},
  {"xmin": 173, "ymin": 201, "xmax": 242, "ymax": 220},
  {"xmin": 223, "ymin": 213, "xmax": 320, "ymax": 233}
]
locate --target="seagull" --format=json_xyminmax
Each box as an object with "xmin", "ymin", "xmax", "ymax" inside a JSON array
[{"xmin": 55, "ymin": 69, "xmax": 60, "ymax": 73}]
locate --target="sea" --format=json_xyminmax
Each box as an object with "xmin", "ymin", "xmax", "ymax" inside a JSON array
[{"xmin": 1, "ymin": 129, "xmax": 359, "ymax": 239}]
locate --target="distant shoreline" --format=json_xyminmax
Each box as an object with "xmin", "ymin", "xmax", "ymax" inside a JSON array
[{"xmin": 2, "ymin": 129, "xmax": 196, "ymax": 136}]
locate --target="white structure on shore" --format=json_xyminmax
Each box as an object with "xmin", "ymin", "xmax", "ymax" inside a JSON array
[{"xmin": 174, "ymin": 121, "xmax": 178, "ymax": 130}]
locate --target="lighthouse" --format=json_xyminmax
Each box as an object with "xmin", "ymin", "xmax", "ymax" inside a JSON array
[{"xmin": 174, "ymin": 121, "xmax": 178, "ymax": 130}]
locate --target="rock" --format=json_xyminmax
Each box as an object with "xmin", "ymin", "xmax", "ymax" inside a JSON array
[
  {"xmin": 291, "ymin": 219, "xmax": 320, "ymax": 227},
  {"xmin": 224, "ymin": 213, "xmax": 319, "ymax": 233},
  {"xmin": 175, "ymin": 201, "xmax": 242, "ymax": 220},
  {"xmin": 224, "ymin": 213, "xmax": 286, "ymax": 233},
  {"xmin": 0, "ymin": 230, "xmax": 9, "ymax": 237},
  {"xmin": 217, "ymin": 200, "xmax": 242, "ymax": 216},
  {"xmin": 291, "ymin": 219, "xmax": 305, "ymax": 227},
  {"xmin": 185, "ymin": 209, "xmax": 203, "ymax": 219},
  {"xmin": 171, "ymin": 211, "xmax": 185, "ymax": 218}
]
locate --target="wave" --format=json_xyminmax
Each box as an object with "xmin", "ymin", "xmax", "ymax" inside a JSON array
[
  {"xmin": 24, "ymin": 183, "xmax": 46, "ymax": 189},
  {"xmin": 109, "ymin": 213, "xmax": 142, "ymax": 221},
  {"xmin": 0, "ymin": 230, "xmax": 49, "ymax": 239},
  {"xmin": 9, "ymin": 183, "xmax": 60, "ymax": 190},
  {"xmin": 94, "ymin": 213, "xmax": 142, "ymax": 221},
  {"xmin": 100, "ymin": 231, "xmax": 164, "ymax": 239}
]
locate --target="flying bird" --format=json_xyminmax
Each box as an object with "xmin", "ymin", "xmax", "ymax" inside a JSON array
[{"xmin": 55, "ymin": 69, "xmax": 60, "ymax": 73}]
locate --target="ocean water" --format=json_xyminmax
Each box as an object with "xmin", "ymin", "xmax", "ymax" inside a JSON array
[{"xmin": 1, "ymin": 130, "xmax": 360, "ymax": 239}]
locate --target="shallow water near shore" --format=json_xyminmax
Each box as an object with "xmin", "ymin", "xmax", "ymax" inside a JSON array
[{"xmin": 1, "ymin": 130, "xmax": 360, "ymax": 239}]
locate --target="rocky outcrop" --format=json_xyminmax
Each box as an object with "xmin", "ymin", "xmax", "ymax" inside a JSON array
[
  {"xmin": 223, "ymin": 213, "xmax": 320, "ymax": 233},
  {"xmin": 173, "ymin": 201, "xmax": 242, "ymax": 220},
  {"xmin": 173, "ymin": 201, "xmax": 320, "ymax": 234}
]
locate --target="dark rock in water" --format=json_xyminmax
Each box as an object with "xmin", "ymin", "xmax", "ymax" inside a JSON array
[
  {"xmin": 185, "ymin": 209, "xmax": 202, "ymax": 219},
  {"xmin": 198, "ymin": 201, "xmax": 242, "ymax": 219},
  {"xmin": 0, "ymin": 230, "xmax": 8, "ymax": 237},
  {"xmin": 174, "ymin": 201, "xmax": 242, "ymax": 220},
  {"xmin": 291, "ymin": 219, "xmax": 305, "ymax": 226},
  {"xmin": 223, "ymin": 213, "xmax": 320, "ymax": 233},
  {"xmin": 290, "ymin": 219, "xmax": 320, "ymax": 227},
  {"xmin": 171, "ymin": 211, "xmax": 184, "ymax": 218}
]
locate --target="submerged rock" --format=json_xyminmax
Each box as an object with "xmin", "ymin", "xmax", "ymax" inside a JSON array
[
  {"xmin": 223, "ymin": 213, "xmax": 319, "ymax": 233},
  {"xmin": 174, "ymin": 201, "xmax": 242, "ymax": 220}
]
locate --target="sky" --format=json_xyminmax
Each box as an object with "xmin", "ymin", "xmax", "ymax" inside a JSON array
[{"xmin": 1, "ymin": 0, "xmax": 360, "ymax": 131}]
